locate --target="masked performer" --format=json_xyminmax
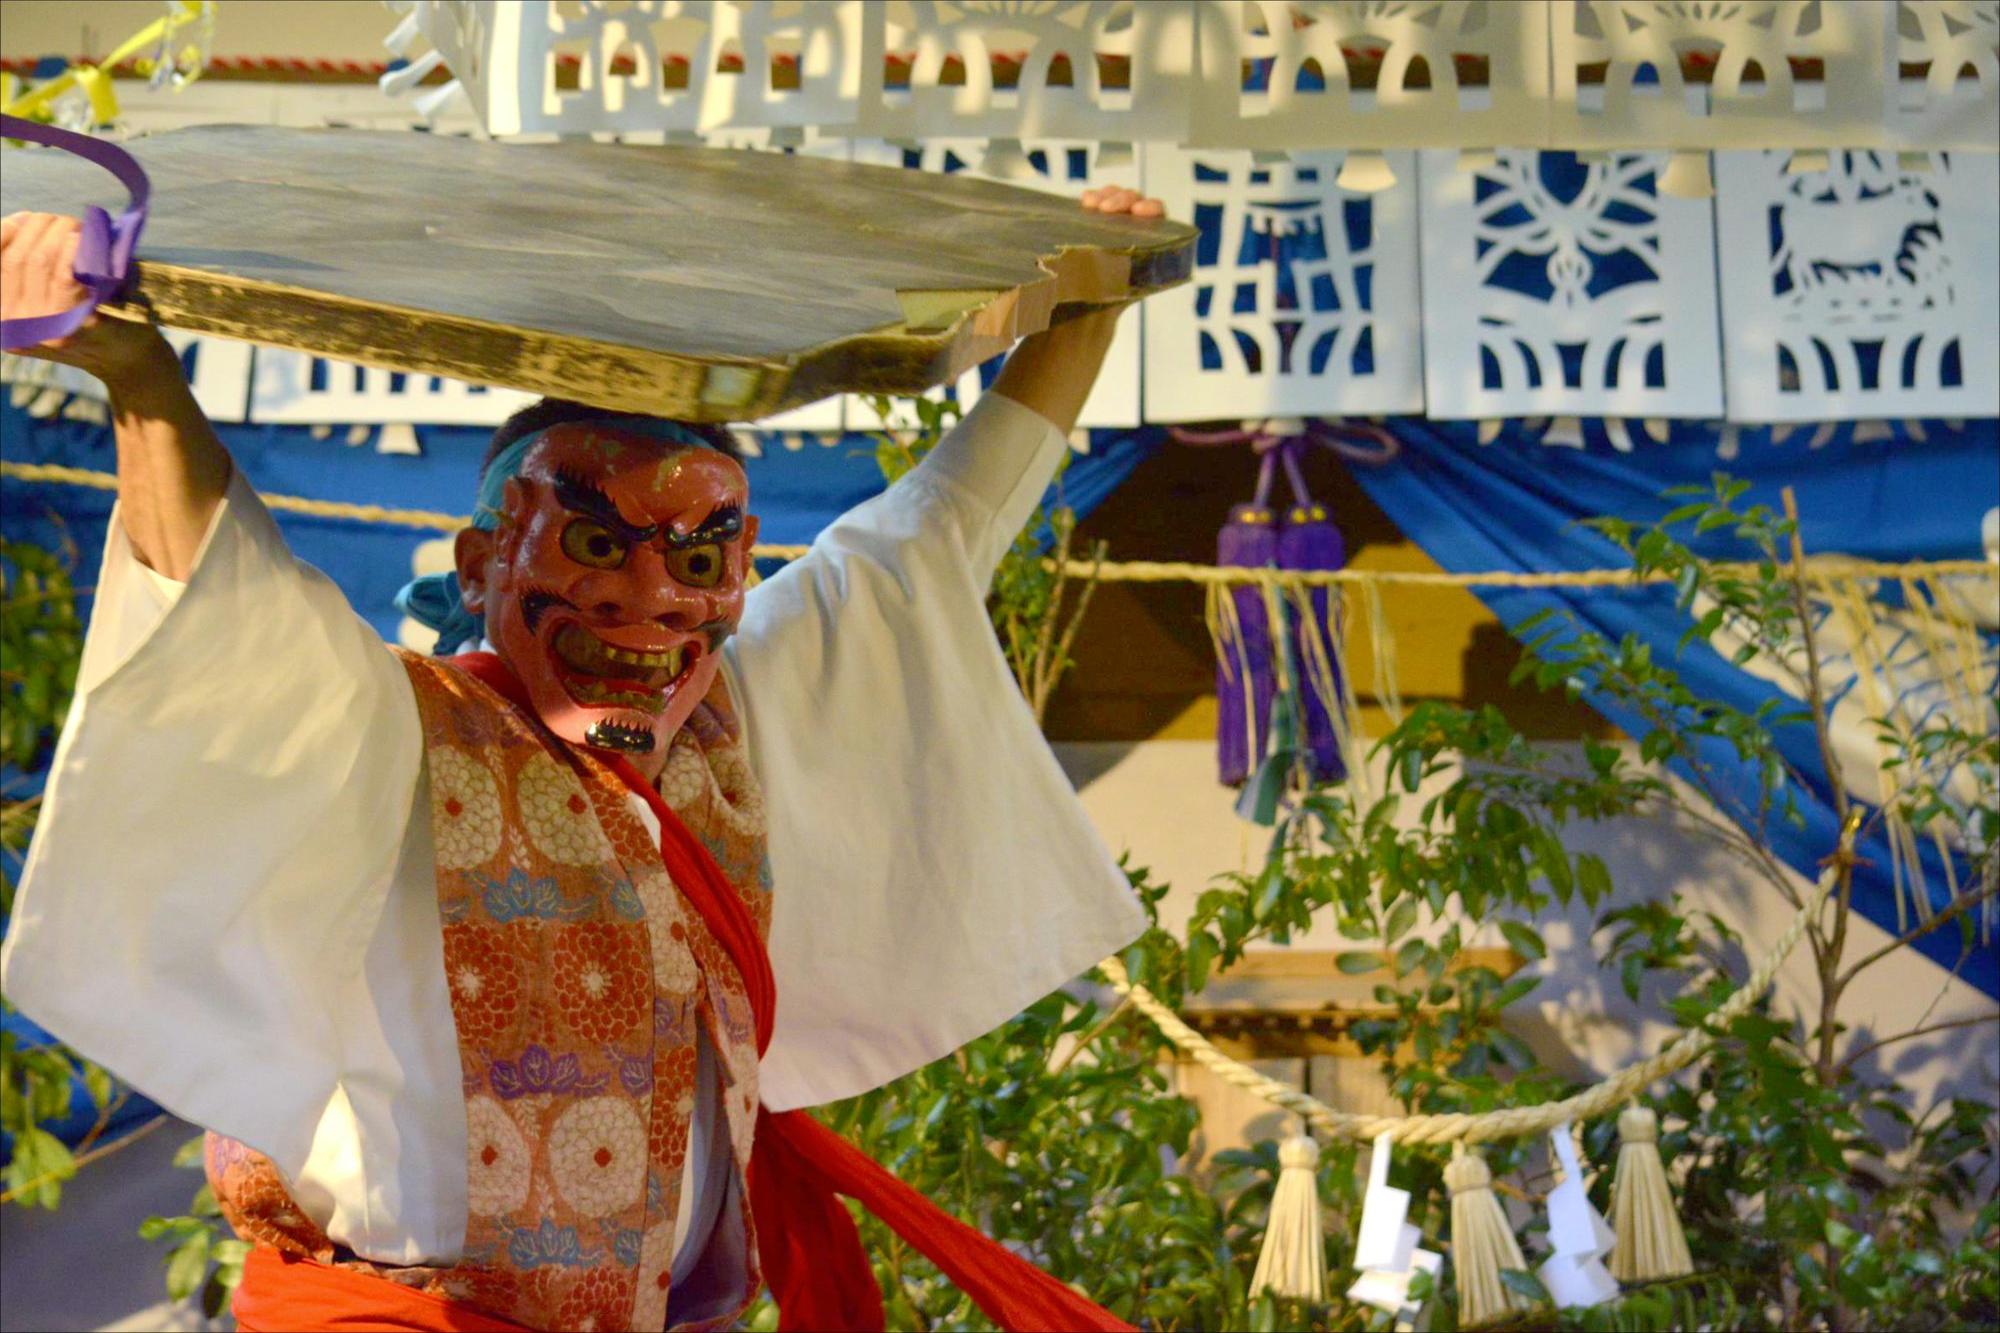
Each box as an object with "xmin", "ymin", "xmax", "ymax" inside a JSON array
[{"xmin": 0, "ymin": 188, "xmax": 1166, "ymax": 1333}]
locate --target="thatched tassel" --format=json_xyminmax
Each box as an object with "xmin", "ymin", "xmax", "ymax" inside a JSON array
[
  {"xmin": 1609, "ymin": 1106, "xmax": 1693, "ymax": 1281},
  {"xmin": 1250, "ymin": 1134, "xmax": 1326, "ymax": 1301},
  {"xmin": 1446, "ymin": 1144, "xmax": 1528, "ymax": 1324}
]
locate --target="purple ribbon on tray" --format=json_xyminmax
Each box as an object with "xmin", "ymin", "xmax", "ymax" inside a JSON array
[{"xmin": 0, "ymin": 113, "xmax": 152, "ymax": 351}]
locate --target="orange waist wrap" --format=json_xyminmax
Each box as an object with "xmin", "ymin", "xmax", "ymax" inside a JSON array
[{"xmin": 233, "ymin": 1249, "xmax": 532, "ymax": 1332}]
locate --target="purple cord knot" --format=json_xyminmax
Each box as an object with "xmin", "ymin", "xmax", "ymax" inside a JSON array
[{"xmin": 0, "ymin": 113, "xmax": 151, "ymax": 351}]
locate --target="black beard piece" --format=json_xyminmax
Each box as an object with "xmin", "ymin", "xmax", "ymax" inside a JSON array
[
  {"xmin": 585, "ymin": 720, "xmax": 657, "ymax": 755},
  {"xmin": 698, "ymin": 619, "xmax": 736, "ymax": 653}
]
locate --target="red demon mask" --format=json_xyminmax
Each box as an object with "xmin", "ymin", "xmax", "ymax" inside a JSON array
[{"xmin": 454, "ymin": 421, "xmax": 758, "ymax": 775}]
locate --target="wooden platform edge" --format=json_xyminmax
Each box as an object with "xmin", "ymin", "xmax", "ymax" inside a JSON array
[{"xmin": 110, "ymin": 225, "xmax": 1194, "ymax": 425}]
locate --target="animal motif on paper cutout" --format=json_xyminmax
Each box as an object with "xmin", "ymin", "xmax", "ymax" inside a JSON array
[{"xmin": 1769, "ymin": 156, "xmax": 1949, "ymax": 299}]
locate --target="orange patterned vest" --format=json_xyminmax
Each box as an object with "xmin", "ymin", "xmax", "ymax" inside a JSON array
[{"xmin": 208, "ymin": 651, "xmax": 773, "ymax": 1332}]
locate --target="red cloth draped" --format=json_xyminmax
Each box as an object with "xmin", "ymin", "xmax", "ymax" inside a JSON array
[
  {"xmin": 234, "ymin": 1248, "xmax": 530, "ymax": 1332},
  {"xmin": 460, "ymin": 653, "xmax": 1130, "ymax": 1333}
]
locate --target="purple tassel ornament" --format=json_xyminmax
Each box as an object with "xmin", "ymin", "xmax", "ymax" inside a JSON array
[
  {"xmin": 1202, "ymin": 428, "xmax": 1354, "ymax": 795},
  {"xmin": 1216, "ymin": 501, "xmax": 1279, "ymax": 785}
]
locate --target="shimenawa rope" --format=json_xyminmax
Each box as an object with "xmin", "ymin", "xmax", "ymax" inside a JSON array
[
  {"xmin": 1096, "ymin": 829, "xmax": 1847, "ymax": 1147},
  {"xmin": 4, "ymin": 461, "xmax": 1991, "ymax": 589}
]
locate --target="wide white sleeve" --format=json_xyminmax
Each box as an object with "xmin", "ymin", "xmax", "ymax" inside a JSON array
[
  {"xmin": 0, "ymin": 472, "xmax": 423, "ymax": 1180},
  {"xmin": 729, "ymin": 392, "xmax": 1148, "ymax": 1112}
]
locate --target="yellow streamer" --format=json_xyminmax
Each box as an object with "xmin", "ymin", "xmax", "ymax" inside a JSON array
[{"xmin": 2, "ymin": 2, "xmax": 212, "ymax": 123}]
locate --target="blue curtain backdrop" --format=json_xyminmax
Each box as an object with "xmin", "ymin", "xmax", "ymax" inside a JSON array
[
  {"xmin": 0, "ymin": 397, "xmax": 1156, "ymax": 1150},
  {"xmin": 1348, "ymin": 417, "xmax": 2000, "ymax": 997}
]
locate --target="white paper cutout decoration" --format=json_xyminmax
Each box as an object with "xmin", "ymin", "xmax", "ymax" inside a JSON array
[
  {"xmin": 708, "ymin": 0, "xmax": 867, "ymax": 132},
  {"xmin": 1715, "ymin": 149, "xmax": 2000, "ymax": 421},
  {"xmin": 847, "ymin": 136, "xmax": 1143, "ymax": 430},
  {"xmin": 384, "ymin": 1, "xmax": 1997, "ymax": 152},
  {"xmin": 857, "ymin": 0, "xmax": 1196, "ymax": 146},
  {"xmin": 1190, "ymin": 0, "xmax": 1552, "ymax": 150},
  {"xmin": 398, "ymin": 1, "xmax": 859, "ymax": 139},
  {"xmin": 1549, "ymin": 1, "xmax": 1893, "ymax": 149},
  {"xmin": 382, "ymin": 0, "xmax": 494, "ymax": 126},
  {"xmin": 250, "ymin": 349, "xmax": 535, "ymax": 425},
  {"xmin": 1538, "ymin": 1126, "xmax": 1620, "ymax": 1309},
  {"xmin": 1346, "ymin": 1133, "xmax": 1443, "ymax": 1319},
  {"xmin": 1418, "ymin": 149, "xmax": 1723, "ymax": 420},
  {"xmin": 1141, "ymin": 144, "xmax": 1422, "ymax": 423},
  {"xmin": 1889, "ymin": 1, "xmax": 2000, "ymax": 149},
  {"xmin": 499, "ymin": 1, "xmax": 716, "ymax": 138}
]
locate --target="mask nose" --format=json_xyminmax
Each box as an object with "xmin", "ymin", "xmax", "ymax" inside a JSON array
[{"xmin": 579, "ymin": 550, "xmax": 708, "ymax": 630}]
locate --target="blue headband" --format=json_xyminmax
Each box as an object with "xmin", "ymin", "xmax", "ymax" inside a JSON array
[{"xmin": 396, "ymin": 418, "xmax": 720, "ymax": 654}]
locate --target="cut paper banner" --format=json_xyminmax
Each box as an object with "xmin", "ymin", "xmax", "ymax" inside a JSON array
[
  {"xmin": 857, "ymin": 0, "xmax": 1196, "ymax": 146},
  {"xmin": 1418, "ymin": 149, "xmax": 1723, "ymax": 420},
  {"xmin": 1143, "ymin": 144, "xmax": 1422, "ymax": 421},
  {"xmin": 1888, "ymin": 0, "xmax": 2000, "ymax": 150},
  {"xmin": 1715, "ymin": 149, "xmax": 2000, "ymax": 421},
  {"xmin": 1548, "ymin": 0, "xmax": 1893, "ymax": 149},
  {"xmin": 1190, "ymin": 0, "xmax": 1553, "ymax": 150},
  {"xmin": 386, "ymin": 0, "xmax": 870, "ymax": 138}
]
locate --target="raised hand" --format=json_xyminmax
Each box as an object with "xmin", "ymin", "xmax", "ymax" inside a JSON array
[
  {"xmin": 1, "ymin": 210, "xmax": 166, "ymax": 384},
  {"xmin": 1079, "ymin": 185, "xmax": 1166, "ymax": 219},
  {"xmin": 986, "ymin": 187, "xmax": 1168, "ymax": 433},
  {"xmin": 3, "ymin": 209, "xmax": 224, "ymax": 576}
]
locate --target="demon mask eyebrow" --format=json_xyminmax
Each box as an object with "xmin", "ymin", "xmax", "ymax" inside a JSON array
[
  {"xmin": 665, "ymin": 504, "xmax": 744, "ymax": 550},
  {"xmin": 551, "ymin": 466, "xmax": 659, "ymax": 544}
]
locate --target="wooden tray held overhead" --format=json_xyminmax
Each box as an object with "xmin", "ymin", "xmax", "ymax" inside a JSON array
[{"xmin": 0, "ymin": 125, "xmax": 1194, "ymax": 422}]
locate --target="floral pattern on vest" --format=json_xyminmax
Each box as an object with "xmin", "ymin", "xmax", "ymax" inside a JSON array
[{"xmin": 207, "ymin": 652, "xmax": 772, "ymax": 1333}]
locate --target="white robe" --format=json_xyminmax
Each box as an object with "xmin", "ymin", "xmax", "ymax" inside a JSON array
[{"xmin": 0, "ymin": 391, "xmax": 1145, "ymax": 1271}]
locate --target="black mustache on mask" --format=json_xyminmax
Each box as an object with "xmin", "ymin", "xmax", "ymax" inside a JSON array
[{"xmin": 519, "ymin": 587, "xmax": 581, "ymax": 636}]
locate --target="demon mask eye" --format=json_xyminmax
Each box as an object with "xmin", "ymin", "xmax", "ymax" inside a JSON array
[
  {"xmin": 560, "ymin": 518, "xmax": 628, "ymax": 570},
  {"xmin": 665, "ymin": 543, "xmax": 725, "ymax": 589}
]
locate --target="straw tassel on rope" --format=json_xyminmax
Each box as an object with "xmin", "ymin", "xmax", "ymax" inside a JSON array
[
  {"xmin": 1608, "ymin": 1105, "xmax": 1693, "ymax": 1281},
  {"xmin": 1445, "ymin": 1144, "xmax": 1528, "ymax": 1324},
  {"xmin": 1250, "ymin": 1133, "xmax": 1326, "ymax": 1302}
]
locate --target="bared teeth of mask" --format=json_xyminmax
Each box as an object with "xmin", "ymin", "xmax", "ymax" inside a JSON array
[
  {"xmin": 556, "ymin": 625, "xmax": 694, "ymax": 684},
  {"xmin": 576, "ymin": 679, "xmax": 658, "ymax": 710},
  {"xmin": 609, "ymin": 646, "xmax": 683, "ymax": 668}
]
